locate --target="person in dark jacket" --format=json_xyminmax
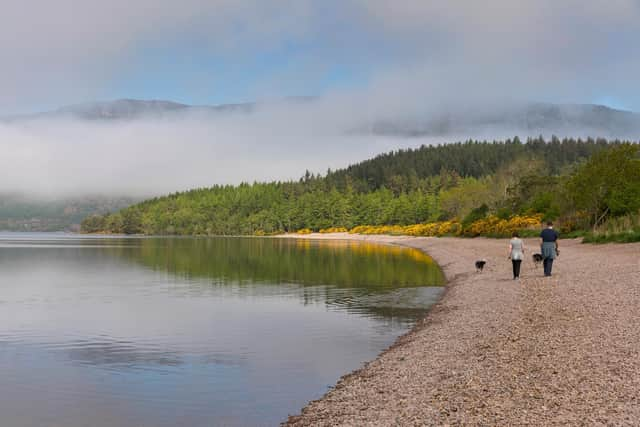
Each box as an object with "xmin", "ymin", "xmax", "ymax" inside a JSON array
[{"xmin": 540, "ymin": 221, "xmax": 559, "ymax": 277}]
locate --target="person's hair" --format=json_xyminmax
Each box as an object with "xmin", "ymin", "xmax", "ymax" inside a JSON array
[
  {"xmin": 512, "ymin": 231, "xmax": 519, "ymax": 238},
  {"xmin": 546, "ymin": 221, "xmax": 553, "ymax": 226}
]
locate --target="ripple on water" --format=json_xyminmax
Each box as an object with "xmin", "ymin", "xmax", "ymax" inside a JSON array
[{"xmin": 0, "ymin": 233, "xmax": 444, "ymax": 426}]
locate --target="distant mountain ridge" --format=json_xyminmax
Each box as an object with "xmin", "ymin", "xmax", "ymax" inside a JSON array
[
  {"xmin": 4, "ymin": 98, "xmax": 640, "ymax": 138},
  {"xmin": 57, "ymin": 99, "xmax": 191, "ymax": 119},
  {"xmin": 371, "ymin": 103, "xmax": 640, "ymax": 138},
  {"xmin": 0, "ymin": 194, "xmax": 138, "ymax": 232},
  {"xmin": 4, "ymin": 98, "xmax": 257, "ymax": 121}
]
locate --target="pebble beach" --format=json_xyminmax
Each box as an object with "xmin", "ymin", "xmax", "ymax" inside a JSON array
[{"xmin": 283, "ymin": 234, "xmax": 640, "ymax": 426}]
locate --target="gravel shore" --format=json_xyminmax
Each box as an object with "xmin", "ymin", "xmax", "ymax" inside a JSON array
[{"xmin": 284, "ymin": 234, "xmax": 640, "ymax": 426}]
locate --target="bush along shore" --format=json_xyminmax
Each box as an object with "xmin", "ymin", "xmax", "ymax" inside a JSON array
[
  {"xmin": 329, "ymin": 214, "xmax": 542, "ymax": 238},
  {"xmin": 308, "ymin": 212, "xmax": 640, "ymax": 242},
  {"xmin": 81, "ymin": 138, "xmax": 640, "ymax": 243}
]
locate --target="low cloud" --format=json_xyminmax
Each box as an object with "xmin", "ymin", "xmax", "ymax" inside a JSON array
[
  {"xmin": 0, "ymin": 102, "xmax": 419, "ymax": 197},
  {"xmin": 3, "ymin": 95, "xmax": 636, "ymax": 198},
  {"xmin": 2, "ymin": 1, "xmax": 640, "ymax": 197}
]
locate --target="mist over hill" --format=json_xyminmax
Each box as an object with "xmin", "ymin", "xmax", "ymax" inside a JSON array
[
  {"xmin": 80, "ymin": 137, "xmax": 640, "ymax": 236},
  {"xmin": 6, "ymin": 98, "xmax": 640, "ymax": 139},
  {"xmin": 1, "ymin": 97, "xmax": 639, "ymax": 231},
  {"xmin": 371, "ymin": 103, "xmax": 640, "ymax": 139}
]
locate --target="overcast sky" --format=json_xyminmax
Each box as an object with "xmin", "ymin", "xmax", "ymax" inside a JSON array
[
  {"xmin": 2, "ymin": 0, "xmax": 640, "ymax": 114},
  {"xmin": 1, "ymin": 1, "xmax": 639, "ymax": 196}
]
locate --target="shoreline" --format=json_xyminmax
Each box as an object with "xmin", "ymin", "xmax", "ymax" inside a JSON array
[{"xmin": 282, "ymin": 233, "xmax": 640, "ymax": 425}]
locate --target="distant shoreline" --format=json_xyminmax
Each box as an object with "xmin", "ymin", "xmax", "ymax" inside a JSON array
[{"xmin": 284, "ymin": 233, "xmax": 640, "ymax": 425}]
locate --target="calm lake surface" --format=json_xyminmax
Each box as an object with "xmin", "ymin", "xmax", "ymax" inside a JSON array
[{"xmin": 0, "ymin": 232, "xmax": 444, "ymax": 427}]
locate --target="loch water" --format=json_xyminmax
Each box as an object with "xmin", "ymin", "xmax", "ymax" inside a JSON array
[{"xmin": 0, "ymin": 233, "xmax": 444, "ymax": 426}]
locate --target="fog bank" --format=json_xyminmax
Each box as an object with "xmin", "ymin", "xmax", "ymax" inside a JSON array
[{"xmin": 3, "ymin": 97, "xmax": 637, "ymax": 197}]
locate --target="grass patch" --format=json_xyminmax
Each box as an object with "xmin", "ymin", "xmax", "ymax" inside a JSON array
[
  {"xmin": 582, "ymin": 230, "xmax": 640, "ymax": 243},
  {"xmin": 560, "ymin": 230, "xmax": 589, "ymax": 239},
  {"xmin": 582, "ymin": 212, "xmax": 640, "ymax": 243},
  {"xmin": 517, "ymin": 229, "xmax": 543, "ymax": 238}
]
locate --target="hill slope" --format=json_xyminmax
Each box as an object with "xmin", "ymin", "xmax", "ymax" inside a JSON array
[
  {"xmin": 0, "ymin": 195, "xmax": 137, "ymax": 232},
  {"xmin": 82, "ymin": 137, "xmax": 639, "ymax": 236}
]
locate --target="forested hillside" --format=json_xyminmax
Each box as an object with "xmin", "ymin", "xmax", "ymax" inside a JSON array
[
  {"xmin": 1, "ymin": 196, "xmax": 137, "ymax": 231},
  {"xmin": 323, "ymin": 136, "xmax": 609, "ymax": 192},
  {"xmin": 82, "ymin": 137, "xmax": 640, "ymax": 239}
]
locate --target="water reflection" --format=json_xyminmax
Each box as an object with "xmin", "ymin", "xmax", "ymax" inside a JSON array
[
  {"xmin": 134, "ymin": 237, "xmax": 441, "ymax": 288},
  {"xmin": 0, "ymin": 233, "xmax": 444, "ymax": 427}
]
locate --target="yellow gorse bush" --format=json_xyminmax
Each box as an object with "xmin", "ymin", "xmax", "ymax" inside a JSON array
[
  {"xmin": 466, "ymin": 214, "xmax": 542, "ymax": 236},
  {"xmin": 344, "ymin": 214, "xmax": 542, "ymax": 237},
  {"xmin": 350, "ymin": 225, "xmax": 407, "ymax": 235},
  {"xmin": 349, "ymin": 221, "xmax": 463, "ymax": 237},
  {"xmin": 319, "ymin": 227, "xmax": 348, "ymax": 233}
]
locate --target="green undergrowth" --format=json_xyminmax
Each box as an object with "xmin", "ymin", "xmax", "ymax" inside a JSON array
[
  {"xmin": 582, "ymin": 230, "xmax": 640, "ymax": 243},
  {"xmin": 582, "ymin": 213, "xmax": 640, "ymax": 243}
]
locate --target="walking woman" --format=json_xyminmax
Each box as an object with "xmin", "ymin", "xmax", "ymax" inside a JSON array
[
  {"xmin": 540, "ymin": 221, "xmax": 559, "ymax": 277},
  {"xmin": 509, "ymin": 231, "xmax": 524, "ymax": 280}
]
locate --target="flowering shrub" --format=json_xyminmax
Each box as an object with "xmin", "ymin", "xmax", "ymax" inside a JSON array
[
  {"xmin": 349, "ymin": 225, "xmax": 406, "ymax": 235},
  {"xmin": 465, "ymin": 214, "xmax": 542, "ymax": 236},
  {"xmin": 296, "ymin": 228, "xmax": 313, "ymax": 235},
  {"xmin": 319, "ymin": 227, "xmax": 348, "ymax": 233},
  {"xmin": 348, "ymin": 214, "xmax": 542, "ymax": 238},
  {"xmin": 349, "ymin": 222, "xmax": 461, "ymax": 237}
]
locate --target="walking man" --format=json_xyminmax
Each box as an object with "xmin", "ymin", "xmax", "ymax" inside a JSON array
[{"xmin": 540, "ymin": 221, "xmax": 559, "ymax": 277}]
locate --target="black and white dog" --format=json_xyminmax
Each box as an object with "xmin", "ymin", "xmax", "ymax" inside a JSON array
[
  {"xmin": 475, "ymin": 259, "xmax": 487, "ymax": 272},
  {"xmin": 532, "ymin": 253, "xmax": 543, "ymax": 267}
]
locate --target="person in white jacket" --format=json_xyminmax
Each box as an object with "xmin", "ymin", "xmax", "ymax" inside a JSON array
[{"xmin": 508, "ymin": 231, "xmax": 524, "ymax": 280}]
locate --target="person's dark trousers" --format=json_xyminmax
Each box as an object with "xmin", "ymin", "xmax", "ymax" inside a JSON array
[
  {"xmin": 512, "ymin": 260, "xmax": 522, "ymax": 278},
  {"xmin": 543, "ymin": 258, "xmax": 554, "ymax": 276}
]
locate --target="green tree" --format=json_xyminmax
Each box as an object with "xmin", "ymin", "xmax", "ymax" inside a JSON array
[{"xmin": 567, "ymin": 144, "xmax": 640, "ymax": 229}]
